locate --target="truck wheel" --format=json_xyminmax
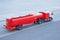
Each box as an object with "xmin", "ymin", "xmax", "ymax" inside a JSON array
[
  {"xmin": 44, "ymin": 17, "xmax": 53, "ymax": 22},
  {"xmin": 37, "ymin": 19, "xmax": 44, "ymax": 24},
  {"xmin": 33, "ymin": 21, "xmax": 37, "ymax": 24},
  {"xmin": 48, "ymin": 17, "xmax": 53, "ymax": 21},
  {"xmin": 16, "ymin": 25, "xmax": 23, "ymax": 30}
]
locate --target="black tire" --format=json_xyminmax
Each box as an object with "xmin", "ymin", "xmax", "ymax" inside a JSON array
[
  {"xmin": 37, "ymin": 19, "xmax": 44, "ymax": 24},
  {"xmin": 44, "ymin": 17, "xmax": 53, "ymax": 22},
  {"xmin": 49, "ymin": 17, "xmax": 53, "ymax": 21},
  {"xmin": 16, "ymin": 25, "xmax": 23, "ymax": 30},
  {"xmin": 33, "ymin": 21, "xmax": 37, "ymax": 24}
]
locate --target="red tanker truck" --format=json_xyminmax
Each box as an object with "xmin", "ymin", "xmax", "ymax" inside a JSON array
[{"xmin": 5, "ymin": 11, "xmax": 53, "ymax": 31}]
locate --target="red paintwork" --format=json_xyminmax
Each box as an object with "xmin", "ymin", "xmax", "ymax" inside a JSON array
[{"xmin": 5, "ymin": 11, "xmax": 50, "ymax": 30}]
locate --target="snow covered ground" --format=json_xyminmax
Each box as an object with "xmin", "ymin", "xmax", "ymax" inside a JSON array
[
  {"xmin": 0, "ymin": 20, "xmax": 60, "ymax": 40},
  {"xmin": 0, "ymin": 0, "xmax": 60, "ymax": 21}
]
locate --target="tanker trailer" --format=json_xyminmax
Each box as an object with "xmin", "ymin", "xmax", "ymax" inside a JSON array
[{"xmin": 5, "ymin": 11, "xmax": 53, "ymax": 31}]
